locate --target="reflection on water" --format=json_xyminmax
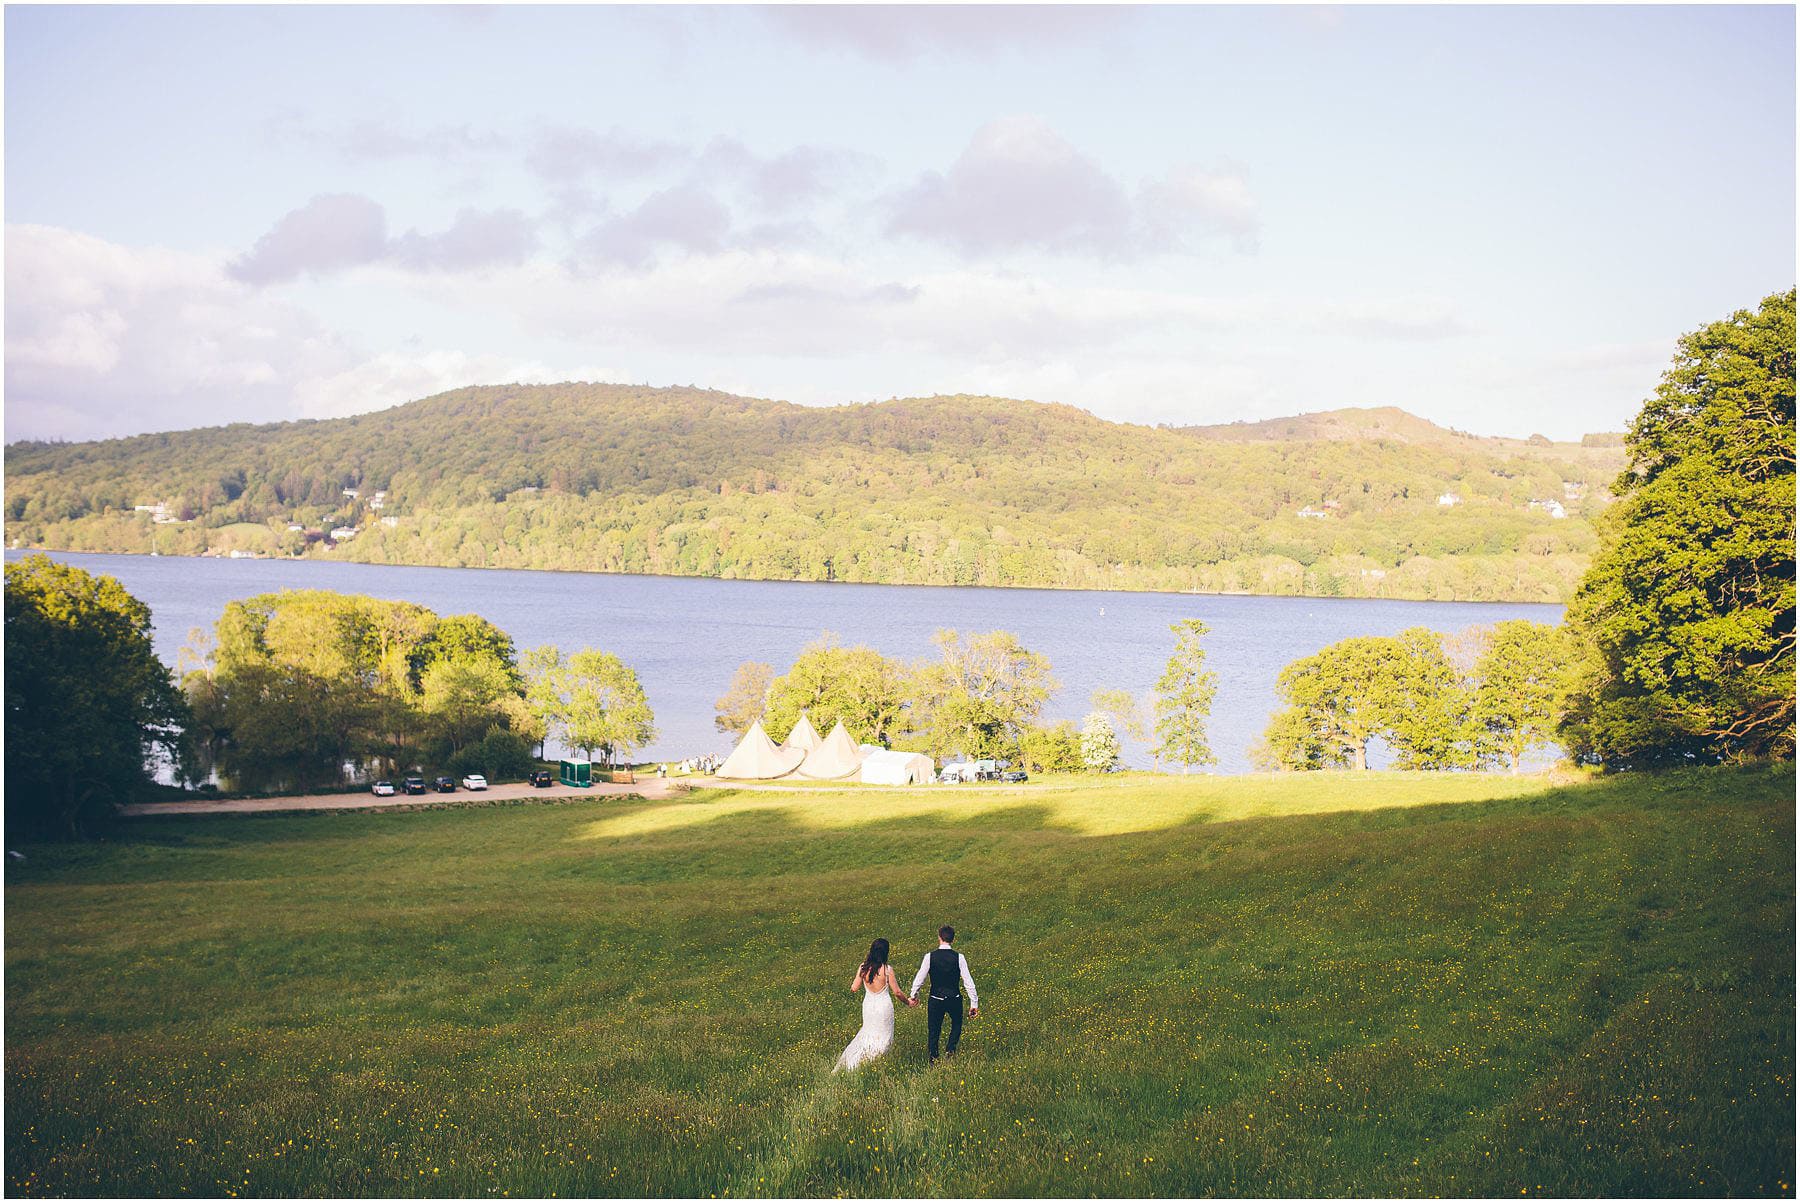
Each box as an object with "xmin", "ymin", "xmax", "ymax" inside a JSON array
[{"xmin": 9, "ymin": 551, "xmax": 1563, "ymax": 774}]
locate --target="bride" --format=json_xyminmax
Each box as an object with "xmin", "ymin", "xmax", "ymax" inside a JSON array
[{"xmin": 833, "ymin": 937, "xmax": 916, "ymax": 1072}]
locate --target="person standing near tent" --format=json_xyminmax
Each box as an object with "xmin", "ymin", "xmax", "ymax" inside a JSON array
[{"xmin": 908, "ymin": 925, "xmax": 979, "ymax": 1063}]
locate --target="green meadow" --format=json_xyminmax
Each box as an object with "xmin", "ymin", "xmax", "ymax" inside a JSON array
[{"xmin": 5, "ymin": 768, "xmax": 1793, "ymax": 1197}]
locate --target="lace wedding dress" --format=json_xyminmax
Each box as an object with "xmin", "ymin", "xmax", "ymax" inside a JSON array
[{"xmin": 833, "ymin": 976, "xmax": 896, "ymax": 1072}]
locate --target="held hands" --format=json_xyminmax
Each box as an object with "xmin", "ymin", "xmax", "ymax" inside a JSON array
[{"xmin": 969, "ymin": 1007, "xmax": 979, "ymax": 1018}]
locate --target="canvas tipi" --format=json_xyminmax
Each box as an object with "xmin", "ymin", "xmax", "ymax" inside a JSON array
[
  {"xmin": 717, "ymin": 719, "xmax": 804, "ymax": 780},
  {"xmin": 797, "ymin": 720, "xmax": 863, "ymax": 780},
  {"xmin": 782, "ymin": 712, "xmax": 822, "ymax": 756}
]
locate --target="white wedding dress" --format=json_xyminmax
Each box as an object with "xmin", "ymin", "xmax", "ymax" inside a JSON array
[{"xmin": 833, "ymin": 975, "xmax": 896, "ymax": 1072}]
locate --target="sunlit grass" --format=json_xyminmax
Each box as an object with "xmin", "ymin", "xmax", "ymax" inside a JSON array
[
  {"xmin": 5, "ymin": 765, "xmax": 1793, "ymax": 1197},
  {"xmin": 586, "ymin": 770, "xmax": 1566, "ymax": 840}
]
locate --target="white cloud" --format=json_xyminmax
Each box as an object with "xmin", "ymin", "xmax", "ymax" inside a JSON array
[
  {"xmin": 229, "ymin": 194, "xmax": 390, "ymax": 285},
  {"xmin": 5, "ymin": 224, "xmax": 360, "ymax": 439},
  {"xmin": 887, "ymin": 117, "xmax": 1259, "ymax": 258}
]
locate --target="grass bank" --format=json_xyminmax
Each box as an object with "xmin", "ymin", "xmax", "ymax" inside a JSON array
[{"xmin": 5, "ymin": 767, "xmax": 1792, "ymax": 1196}]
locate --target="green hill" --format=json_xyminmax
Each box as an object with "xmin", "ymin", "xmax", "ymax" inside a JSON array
[
  {"xmin": 4, "ymin": 767, "xmax": 1791, "ymax": 1196},
  {"xmin": 4, "ymin": 385, "xmax": 1628, "ymax": 601}
]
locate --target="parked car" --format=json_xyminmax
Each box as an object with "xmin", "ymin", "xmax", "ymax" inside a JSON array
[
  {"xmin": 371, "ymin": 780, "xmax": 396, "ymax": 796},
  {"xmin": 401, "ymin": 776, "xmax": 427, "ymax": 796},
  {"xmin": 432, "ymin": 776, "xmax": 456, "ymax": 793},
  {"xmin": 528, "ymin": 769, "xmax": 554, "ymax": 788},
  {"xmin": 460, "ymin": 774, "xmax": 489, "ymax": 791},
  {"xmin": 999, "ymin": 770, "xmax": 1029, "ymax": 784}
]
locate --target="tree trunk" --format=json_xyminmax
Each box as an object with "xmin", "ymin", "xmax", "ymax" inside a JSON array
[{"xmin": 1352, "ymin": 743, "xmax": 1368, "ymax": 771}]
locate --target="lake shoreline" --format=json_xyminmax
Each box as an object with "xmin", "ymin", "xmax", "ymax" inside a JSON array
[{"xmin": 6, "ymin": 544, "xmax": 1575, "ymax": 608}]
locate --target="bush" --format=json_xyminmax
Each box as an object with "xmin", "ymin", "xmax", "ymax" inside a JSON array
[
  {"xmin": 1018, "ymin": 721, "xmax": 1084, "ymax": 774},
  {"xmin": 446, "ymin": 728, "xmax": 536, "ymax": 782}
]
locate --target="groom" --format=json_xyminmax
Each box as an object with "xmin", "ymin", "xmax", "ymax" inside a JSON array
[{"xmin": 909, "ymin": 925, "xmax": 979, "ymax": 1063}]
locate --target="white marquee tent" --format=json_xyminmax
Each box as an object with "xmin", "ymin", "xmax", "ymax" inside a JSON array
[
  {"xmin": 797, "ymin": 720, "xmax": 863, "ymax": 780},
  {"xmin": 717, "ymin": 719, "xmax": 805, "ymax": 780},
  {"xmin": 857, "ymin": 746, "xmax": 937, "ymax": 786}
]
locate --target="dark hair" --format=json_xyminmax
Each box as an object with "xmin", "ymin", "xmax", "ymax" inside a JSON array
[
  {"xmin": 860, "ymin": 937, "xmax": 890, "ymax": 982},
  {"xmin": 939, "ymin": 925, "xmax": 955, "ymax": 944}
]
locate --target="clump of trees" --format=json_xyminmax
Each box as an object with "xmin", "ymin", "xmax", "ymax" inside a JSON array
[
  {"xmin": 1560, "ymin": 288, "xmax": 1794, "ymax": 768},
  {"xmin": 1255, "ymin": 622, "xmax": 1571, "ymax": 772},
  {"xmin": 183, "ymin": 589, "xmax": 652, "ymax": 789},
  {"xmin": 721, "ymin": 621, "xmax": 1222, "ymax": 775},
  {"xmin": 722, "ymin": 628, "xmax": 1061, "ymax": 766},
  {"xmin": 523, "ymin": 646, "xmax": 656, "ymax": 767},
  {"xmin": 5, "ymin": 556, "xmax": 190, "ymax": 837}
]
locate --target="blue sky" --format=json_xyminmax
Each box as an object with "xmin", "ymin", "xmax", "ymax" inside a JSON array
[{"xmin": 5, "ymin": 4, "xmax": 1793, "ymax": 442}]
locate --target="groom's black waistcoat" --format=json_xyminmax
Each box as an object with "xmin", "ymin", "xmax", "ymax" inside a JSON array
[{"xmin": 928, "ymin": 947, "xmax": 962, "ymax": 999}]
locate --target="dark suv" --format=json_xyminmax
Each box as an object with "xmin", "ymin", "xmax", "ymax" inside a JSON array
[
  {"xmin": 529, "ymin": 769, "xmax": 554, "ymax": 788},
  {"xmin": 401, "ymin": 776, "xmax": 427, "ymax": 795},
  {"xmin": 432, "ymin": 776, "xmax": 456, "ymax": 793}
]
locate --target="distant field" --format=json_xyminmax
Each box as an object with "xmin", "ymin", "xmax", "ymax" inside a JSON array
[{"xmin": 5, "ymin": 768, "xmax": 1793, "ymax": 1197}]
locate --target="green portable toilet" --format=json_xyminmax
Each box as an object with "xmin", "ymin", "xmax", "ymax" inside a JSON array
[{"xmin": 559, "ymin": 758, "xmax": 593, "ymax": 787}]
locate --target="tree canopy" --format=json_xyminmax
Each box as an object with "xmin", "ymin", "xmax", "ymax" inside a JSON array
[
  {"xmin": 5, "ymin": 555, "xmax": 189, "ymax": 836},
  {"xmin": 1152, "ymin": 619, "xmax": 1218, "ymax": 770},
  {"xmin": 1561, "ymin": 288, "xmax": 1795, "ymax": 768}
]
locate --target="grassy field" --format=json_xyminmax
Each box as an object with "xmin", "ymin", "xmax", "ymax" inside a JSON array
[{"xmin": 5, "ymin": 767, "xmax": 1793, "ymax": 1197}]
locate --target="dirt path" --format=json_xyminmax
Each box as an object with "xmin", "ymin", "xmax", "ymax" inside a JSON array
[{"xmin": 121, "ymin": 777, "xmax": 689, "ymax": 817}]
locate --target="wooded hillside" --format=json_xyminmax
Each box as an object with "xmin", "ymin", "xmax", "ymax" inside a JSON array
[{"xmin": 4, "ymin": 385, "xmax": 1626, "ymax": 601}]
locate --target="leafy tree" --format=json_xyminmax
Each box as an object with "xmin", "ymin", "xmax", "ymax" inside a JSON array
[
  {"xmin": 1470, "ymin": 621, "xmax": 1573, "ymax": 772},
  {"xmin": 418, "ymin": 656, "xmax": 518, "ymax": 756},
  {"xmin": 4, "ymin": 556, "xmax": 190, "ymax": 837},
  {"xmin": 187, "ymin": 589, "xmax": 531, "ymax": 786},
  {"xmin": 1384, "ymin": 628, "xmax": 1473, "ymax": 770},
  {"xmin": 912, "ymin": 629, "xmax": 1058, "ymax": 760},
  {"xmin": 1018, "ymin": 721, "xmax": 1084, "ymax": 774},
  {"xmin": 446, "ymin": 727, "xmax": 537, "ymax": 781},
  {"xmin": 1080, "ymin": 712, "xmax": 1120, "ymax": 772},
  {"xmin": 715, "ymin": 661, "xmax": 774, "ymax": 737},
  {"xmin": 1260, "ymin": 628, "xmax": 1471, "ymax": 771},
  {"xmin": 1151, "ymin": 619, "xmax": 1218, "ymax": 770},
  {"xmin": 764, "ymin": 635, "xmax": 911, "ymax": 748},
  {"xmin": 1562, "ymin": 289, "xmax": 1795, "ymax": 767},
  {"xmin": 553, "ymin": 649, "xmax": 656, "ymax": 766},
  {"xmin": 521, "ymin": 644, "xmax": 566, "ymax": 758},
  {"xmin": 1090, "ymin": 687, "xmax": 1148, "ymax": 742},
  {"xmin": 1251, "ymin": 708, "xmax": 1342, "ymax": 771},
  {"xmin": 414, "ymin": 614, "xmax": 521, "ymax": 689}
]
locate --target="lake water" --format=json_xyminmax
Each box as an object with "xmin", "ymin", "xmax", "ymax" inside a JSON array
[{"xmin": 8, "ymin": 551, "xmax": 1563, "ymax": 773}]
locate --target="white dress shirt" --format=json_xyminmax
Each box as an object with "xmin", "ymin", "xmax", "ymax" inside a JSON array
[{"xmin": 910, "ymin": 942, "xmax": 978, "ymax": 1008}]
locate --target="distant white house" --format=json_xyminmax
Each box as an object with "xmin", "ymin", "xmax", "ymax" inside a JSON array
[
  {"xmin": 133, "ymin": 502, "xmax": 167, "ymax": 517},
  {"xmin": 286, "ymin": 523, "xmax": 305, "ymax": 532},
  {"xmin": 1562, "ymin": 481, "xmax": 1585, "ymax": 500},
  {"xmin": 342, "ymin": 488, "xmax": 361, "ymax": 500},
  {"xmin": 1437, "ymin": 492, "xmax": 1462, "ymax": 507},
  {"xmin": 1296, "ymin": 506, "xmax": 1330, "ymax": 520},
  {"xmin": 1528, "ymin": 499, "xmax": 1568, "ymax": 520},
  {"xmin": 329, "ymin": 526, "xmax": 359, "ymax": 540},
  {"xmin": 380, "ymin": 516, "xmax": 399, "ymax": 528}
]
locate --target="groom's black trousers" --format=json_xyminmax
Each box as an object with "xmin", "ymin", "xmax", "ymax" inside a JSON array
[{"xmin": 927, "ymin": 995, "xmax": 963, "ymax": 1060}]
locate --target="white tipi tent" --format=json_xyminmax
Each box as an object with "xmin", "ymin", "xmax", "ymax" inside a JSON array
[
  {"xmin": 717, "ymin": 719, "xmax": 805, "ymax": 780},
  {"xmin": 797, "ymin": 720, "xmax": 863, "ymax": 780},
  {"xmin": 782, "ymin": 712, "xmax": 823, "ymax": 756}
]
